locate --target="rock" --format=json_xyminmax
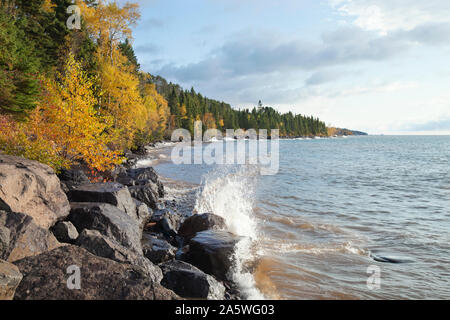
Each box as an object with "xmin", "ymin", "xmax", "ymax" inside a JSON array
[
  {"xmin": 134, "ymin": 199, "xmax": 151, "ymax": 228},
  {"xmin": 114, "ymin": 167, "xmax": 165, "ymax": 202},
  {"xmin": 58, "ymin": 169, "xmax": 90, "ymax": 190},
  {"xmin": 178, "ymin": 213, "xmax": 226, "ymax": 240},
  {"xmin": 142, "ymin": 234, "xmax": 176, "ymax": 264},
  {"xmin": 182, "ymin": 230, "xmax": 241, "ymax": 281},
  {"xmin": 68, "ymin": 203, "xmax": 142, "ymax": 254},
  {"xmin": 68, "ymin": 183, "xmax": 137, "ymax": 220},
  {"xmin": 127, "ymin": 167, "xmax": 159, "ymax": 184},
  {"xmin": 151, "ymin": 208, "xmax": 182, "ymax": 237},
  {"xmin": 0, "ymin": 155, "xmax": 70, "ymax": 230},
  {"xmin": 0, "ymin": 259, "xmax": 23, "ymax": 300},
  {"xmin": 0, "ymin": 210, "xmax": 62, "ymax": 262},
  {"xmin": 0, "ymin": 225, "xmax": 10, "ymax": 258},
  {"xmin": 13, "ymin": 246, "xmax": 178, "ymax": 300},
  {"xmin": 76, "ymin": 229, "xmax": 162, "ymax": 283},
  {"xmin": 52, "ymin": 221, "xmax": 79, "ymax": 244},
  {"xmin": 128, "ymin": 183, "xmax": 161, "ymax": 210},
  {"xmin": 160, "ymin": 260, "xmax": 225, "ymax": 300}
]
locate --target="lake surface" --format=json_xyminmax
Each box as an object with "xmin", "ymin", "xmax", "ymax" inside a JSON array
[{"xmin": 152, "ymin": 136, "xmax": 450, "ymax": 300}]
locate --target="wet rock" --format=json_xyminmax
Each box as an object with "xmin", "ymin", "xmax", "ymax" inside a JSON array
[
  {"xmin": 0, "ymin": 259, "xmax": 23, "ymax": 300},
  {"xmin": 160, "ymin": 260, "xmax": 225, "ymax": 300},
  {"xmin": 68, "ymin": 183, "xmax": 137, "ymax": 220},
  {"xmin": 178, "ymin": 213, "xmax": 226, "ymax": 241},
  {"xmin": 182, "ymin": 230, "xmax": 242, "ymax": 281},
  {"xmin": 142, "ymin": 234, "xmax": 176, "ymax": 264},
  {"xmin": 13, "ymin": 246, "xmax": 178, "ymax": 300},
  {"xmin": 0, "ymin": 210, "xmax": 62, "ymax": 262},
  {"xmin": 0, "ymin": 155, "xmax": 70, "ymax": 230},
  {"xmin": 52, "ymin": 221, "xmax": 79, "ymax": 244},
  {"xmin": 68, "ymin": 203, "xmax": 142, "ymax": 254},
  {"xmin": 76, "ymin": 229, "xmax": 162, "ymax": 283}
]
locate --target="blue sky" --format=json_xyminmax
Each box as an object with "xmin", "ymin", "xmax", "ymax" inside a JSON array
[{"xmin": 123, "ymin": 0, "xmax": 450, "ymax": 134}]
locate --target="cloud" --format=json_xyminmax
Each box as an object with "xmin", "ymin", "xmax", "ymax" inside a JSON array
[
  {"xmin": 142, "ymin": 18, "xmax": 165, "ymax": 29},
  {"xmin": 135, "ymin": 43, "xmax": 161, "ymax": 54},
  {"xmin": 330, "ymin": 0, "xmax": 450, "ymax": 34},
  {"xmin": 156, "ymin": 22, "xmax": 450, "ymax": 83},
  {"xmin": 402, "ymin": 118, "xmax": 450, "ymax": 131},
  {"xmin": 305, "ymin": 70, "xmax": 342, "ymax": 86}
]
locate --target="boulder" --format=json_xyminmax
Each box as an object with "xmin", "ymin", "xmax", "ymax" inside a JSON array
[
  {"xmin": 52, "ymin": 221, "xmax": 79, "ymax": 244},
  {"xmin": 58, "ymin": 168, "xmax": 91, "ymax": 190},
  {"xmin": 128, "ymin": 183, "xmax": 161, "ymax": 210},
  {"xmin": 178, "ymin": 213, "xmax": 226, "ymax": 240},
  {"xmin": 142, "ymin": 234, "xmax": 176, "ymax": 264},
  {"xmin": 182, "ymin": 230, "xmax": 241, "ymax": 281},
  {"xmin": 134, "ymin": 199, "xmax": 151, "ymax": 228},
  {"xmin": 0, "ymin": 259, "xmax": 23, "ymax": 300},
  {"xmin": 13, "ymin": 246, "xmax": 178, "ymax": 300},
  {"xmin": 68, "ymin": 183, "xmax": 137, "ymax": 220},
  {"xmin": 76, "ymin": 229, "xmax": 162, "ymax": 283},
  {"xmin": 0, "ymin": 155, "xmax": 70, "ymax": 229},
  {"xmin": 0, "ymin": 210, "xmax": 62, "ymax": 262},
  {"xmin": 68, "ymin": 203, "xmax": 142, "ymax": 254},
  {"xmin": 151, "ymin": 208, "xmax": 182, "ymax": 238},
  {"xmin": 0, "ymin": 225, "xmax": 10, "ymax": 258},
  {"xmin": 160, "ymin": 260, "xmax": 225, "ymax": 300}
]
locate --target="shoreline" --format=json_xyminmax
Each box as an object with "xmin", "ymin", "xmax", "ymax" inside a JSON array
[{"xmin": 0, "ymin": 150, "xmax": 247, "ymax": 300}]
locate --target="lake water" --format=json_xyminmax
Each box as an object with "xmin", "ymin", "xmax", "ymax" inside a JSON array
[{"xmin": 151, "ymin": 136, "xmax": 450, "ymax": 300}]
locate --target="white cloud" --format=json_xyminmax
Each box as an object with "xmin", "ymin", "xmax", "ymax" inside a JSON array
[{"xmin": 330, "ymin": 0, "xmax": 450, "ymax": 34}]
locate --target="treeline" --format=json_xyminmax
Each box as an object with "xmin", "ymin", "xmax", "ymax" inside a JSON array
[
  {"xmin": 0, "ymin": 0, "xmax": 328, "ymax": 173},
  {"xmin": 149, "ymin": 75, "xmax": 328, "ymax": 137}
]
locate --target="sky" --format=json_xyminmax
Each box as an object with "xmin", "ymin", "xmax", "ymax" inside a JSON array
[{"xmin": 123, "ymin": 0, "xmax": 450, "ymax": 135}]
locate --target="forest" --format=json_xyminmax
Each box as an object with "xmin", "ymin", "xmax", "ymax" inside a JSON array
[{"xmin": 0, "ymin": 0, "xmax": 328, "ymax": 172}]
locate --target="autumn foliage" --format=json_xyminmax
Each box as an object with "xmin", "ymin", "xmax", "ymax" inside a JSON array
[{"xmin": 0, "ymin": 0, "xmax": 169, "ymax": 171}]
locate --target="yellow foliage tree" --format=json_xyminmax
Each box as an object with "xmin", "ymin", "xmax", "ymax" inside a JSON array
[{"xmin": 0, "ymin": 54, "xmax": 123, "ymax": 171}]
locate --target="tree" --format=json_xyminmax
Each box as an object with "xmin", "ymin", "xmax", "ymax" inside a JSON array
[
  {"xmin": 1, "ymin": 54, "xmax": 123, "ymax": 171},
  {"xmin": 0, "ymin": 8, "xmax": 40, "ymax": 115}
]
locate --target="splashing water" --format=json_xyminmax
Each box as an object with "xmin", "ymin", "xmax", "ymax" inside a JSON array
[{"xmin": 194, "ymin": 165, "xmax": 265, "ymax": 299}]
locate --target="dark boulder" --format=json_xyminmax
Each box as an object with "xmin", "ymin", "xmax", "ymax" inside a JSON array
[
  {"xmin": 182, "ymin": 230, "xmax": 242, "ymax": 281},
  {"xmin": 128, "ymin": 183, "xmax": 161, "ymax": 210},
  {"xmin": 13, "ymin": 246, "xmax": 178, "ymax": 300},
  {"xmin": 113, "ymin": 167, "xmax": 165, "ymax": 208},
  {"xmin": 52, "ymin": 221, "xmax": 79, "ymax": 244},
  {"xmin": 142, "ymin": 234, "xmax": 176, "ymax": 264},
  {"xmin": 68, "ymin": 203, "xmax": 142, "ymax": 254},
  {"xmin": 67, "ymin": 183, "xmax": 137, "ymax": 220},
  {"xmin": 178, "ymin": 213, "xmax": 226, "ymax": 240},
  {"xmin": 76, "ymin": 229, "xmax": 162, "ymax": 282},
  {"xmin": 58, "ymin": 169, "xmax": 90, "ymax": 190},
  {"xmin": 151, "ymin": 208, "xmax": 182, "ymax": 236},
  {"xmin": 160, "ymin": 260, "xmax": 225, "ymax": 300}
]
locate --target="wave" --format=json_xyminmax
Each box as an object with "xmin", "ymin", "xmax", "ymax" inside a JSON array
[
  {"xmin": 262, "ymin": 239, "xmax": 367, "ymax": 256},
  {"xmin": 194, "ymin": 165, "xmax": 265, "ymax": 299}
]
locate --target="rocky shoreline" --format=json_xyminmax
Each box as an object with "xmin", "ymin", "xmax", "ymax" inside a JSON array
[{"xmin": 0, "ymin": 152, "xmax": 243, "ymax": 300}]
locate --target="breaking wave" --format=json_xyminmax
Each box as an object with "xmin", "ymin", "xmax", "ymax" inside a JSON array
[{"xmin": 194, "ymin": 165, "xmax": 265, "ymax": 299}]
